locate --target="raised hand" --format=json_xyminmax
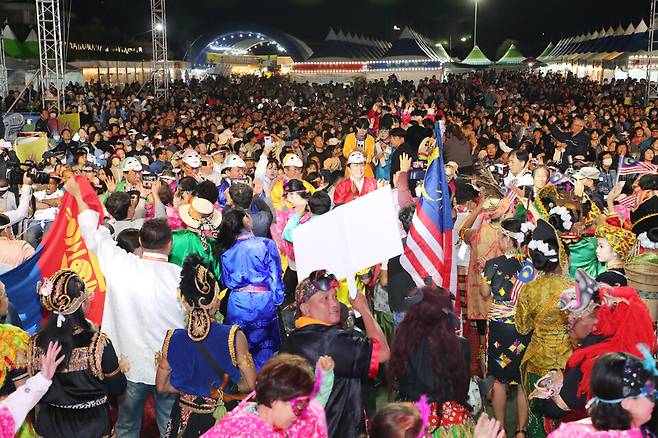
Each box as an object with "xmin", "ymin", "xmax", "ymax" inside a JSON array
[{"xmin": 40, "ymin": 341, "xmax": 65, "ymax": 380}]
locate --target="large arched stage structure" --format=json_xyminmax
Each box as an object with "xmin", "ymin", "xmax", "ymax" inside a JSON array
[{"xmin": 191, "ymin": 27, "xmax": 313, "ymax": 67}]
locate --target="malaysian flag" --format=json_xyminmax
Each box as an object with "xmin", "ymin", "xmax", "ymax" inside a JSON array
[
  {"xmin": 489, "ymin": 186, "xmax": 520, "ymax": 217},
  {"xmin": 549, "ymin": 171, "xmax": 570, "ymax": 186},
  {"xmin": 400, "ymin": 122, "xmax": 456, "ymax": 294},
  {"xmin": 618, "ymin": 156, "xmax": 658, "ymax": 176},
  {"xmin": 511, "ymin": 260, "xmax": 536, "ymax": 304},
  {"xmin": 618, "ymin": 193, "xmax": 638, "ymax": 209}
]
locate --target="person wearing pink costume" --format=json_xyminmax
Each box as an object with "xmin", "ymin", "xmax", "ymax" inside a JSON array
[
  {"xmin": 201, "ymin": 353, "xmax": 334, "ymax": 438},
  {"xmin": 548, "ymin": 351, "xmax": 657, "ymax": 438}
]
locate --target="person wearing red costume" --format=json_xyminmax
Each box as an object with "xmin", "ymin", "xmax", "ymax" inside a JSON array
[
  {"xmin": 333, "ymin": 151, "xmax": 379, "ymax": 206},
  {"xmin": 534, "ymin": 269, "xmax": 656, "ymax": 431}
]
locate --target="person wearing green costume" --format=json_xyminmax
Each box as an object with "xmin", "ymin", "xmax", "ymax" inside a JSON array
[{"xmin": 169, "ymin": 197, "xmax": 222, "ymax": 279}]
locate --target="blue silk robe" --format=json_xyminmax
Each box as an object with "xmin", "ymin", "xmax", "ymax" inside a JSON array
[{"xmin": 221, "ymin": 231, "xmax": 284, "ymax": 370}]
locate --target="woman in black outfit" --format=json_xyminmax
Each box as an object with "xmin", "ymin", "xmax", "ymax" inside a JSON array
[{"xmin": 27, "ymin": 269, "xmax": 126, "ymax": 438}]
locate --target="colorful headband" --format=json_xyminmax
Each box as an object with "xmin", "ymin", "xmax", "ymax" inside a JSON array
[
  {"xmin": 595, "ymin": 218, "xmax": 637, "ymax": 259},
  {"xmin": 585, "ymin": 346, "xmax": 657, "ymax": 410}
]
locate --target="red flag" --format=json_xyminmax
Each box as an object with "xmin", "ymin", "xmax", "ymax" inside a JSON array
[{"xmin": 39, "ymin": 176, "xmax": 106, "ymax": 325}]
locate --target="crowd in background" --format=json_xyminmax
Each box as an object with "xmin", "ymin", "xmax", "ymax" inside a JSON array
[{"xmin": 0, "ymin": 70, "xmax": 657, "ymax": 438}]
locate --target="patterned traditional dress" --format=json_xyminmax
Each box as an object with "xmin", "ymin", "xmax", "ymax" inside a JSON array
[
  {"xmin": 516, "ymin": 274, "xmax": 574, "ymax": 438},
  {"xmin": 483, "ymin": 255, "xmax": 531, "ymax": 384},
  {"xmin": 465, "ymin": 219, "xmax": 503, "ymax": 320}
]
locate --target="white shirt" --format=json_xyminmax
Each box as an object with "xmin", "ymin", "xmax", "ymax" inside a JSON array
[
  {"xmin": 0, "ymin": 372, "xmax": 51, "ymax": 430},
  {"xmin": 4, "ymin": 185, "xmax": 32, "ymax": 227},
  {"xmin": 78, "ymin": 209, "xmax": 185, "ymax": 385},
  {"xmin": 0, "ymin": 190, "xmax": 17, "ymax": 213},
  {"xmin": 503, "ymin": 170, "xmax": 530, "ymax": 189},
  {"xmin": 33, "ymin": 189, "xmax": 62, "ymax": 221}
]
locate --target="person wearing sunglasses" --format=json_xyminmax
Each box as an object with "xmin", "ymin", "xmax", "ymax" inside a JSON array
[
  {"xmin": 201, "ymin": 353, "xmax": 333, "ymax": 438},
  {"xmin": 283, "ymin": 270, "xmax": 391, "ymax": 438},
  {"xmin": 549, "ymin": 351, "xmax": 657, "ymax": 437}
]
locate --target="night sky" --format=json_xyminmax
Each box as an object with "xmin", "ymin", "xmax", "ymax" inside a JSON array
[{"xmin": 69, "ymin": 0, "xmax": 649, "ymax": 60}]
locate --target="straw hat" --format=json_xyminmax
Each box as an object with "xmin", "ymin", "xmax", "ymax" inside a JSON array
[{"xmin": 179, "ymin": 198, "xmax": 222, "ymax": 230}]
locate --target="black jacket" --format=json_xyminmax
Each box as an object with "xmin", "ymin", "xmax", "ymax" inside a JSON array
[{"xmin": 284, "ymin": 323, "xmax": 374, "ymax": 438}]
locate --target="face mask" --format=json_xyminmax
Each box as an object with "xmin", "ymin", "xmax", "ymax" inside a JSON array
[{"xmin": 603, "ymin": 158, "xmax": 613, "ymax": 166}]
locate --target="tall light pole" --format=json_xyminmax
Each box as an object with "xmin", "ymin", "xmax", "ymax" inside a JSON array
[{"xmin": 473, "ymin": 0, "xmax": 479, "ymax": 48}]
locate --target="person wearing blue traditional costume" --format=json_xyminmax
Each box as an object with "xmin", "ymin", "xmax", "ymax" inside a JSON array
[
  {"xmin": 215, "ymin": 207, "xmax": 284, "ymax": 370},
  {"xmin": 156, "ymin": 254, "xmax": 256, "ymax": 438}
]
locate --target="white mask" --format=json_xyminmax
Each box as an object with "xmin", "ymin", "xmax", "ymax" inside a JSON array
[{"xmin": 603, "ymin": 158, "xmax": 613, "ymax": 166}]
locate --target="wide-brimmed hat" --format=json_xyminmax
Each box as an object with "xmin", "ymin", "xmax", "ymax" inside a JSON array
[
  {"xmin": 179, "ymin": 198, "xmax": 222, "ymax": 230},
  {"xmin": 573, "ymin": 166, "xmax": 600, "ymax": 180}
]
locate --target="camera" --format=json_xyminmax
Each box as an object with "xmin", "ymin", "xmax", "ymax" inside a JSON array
[
  {"xmin": 7, "ymin": 161, "xmax": 51, "ymax": 185},
  {"xmin": 407, "ymin": 160, "xmax": 427, "ymax": 182},
  {"xmin": 142, "ymin": 172, "xmax": 158, "ymax": 189}
]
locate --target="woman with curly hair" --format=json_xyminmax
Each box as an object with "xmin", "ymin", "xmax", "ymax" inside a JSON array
[{"xmin": 389, "ymin": 285, "xmax": 474, "ymax": 437}]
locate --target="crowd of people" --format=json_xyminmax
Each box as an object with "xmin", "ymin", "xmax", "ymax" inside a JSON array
[{"xmin": 0, "ymin": 69, "xmax": 657, "ymax": 438}]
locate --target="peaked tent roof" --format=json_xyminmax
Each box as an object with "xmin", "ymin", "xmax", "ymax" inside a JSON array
[
  {"xmin": 497, "ymin": 43, "xmax": 526, "ymax": 64},
  {"xmin": 537, "ymin": 42, "xmax": 554, "ymax": 60},
  {"xmin": 461, "ymin": 45, "xmax": 493, "ymax": 65},
  {"xmin": 308, "ymin": 27, "xmax": 392, "ymax": 61},
  {"xmin": 543, "ymin": 18, "xmax": 649, "ymax": 63},
  {"xmin": 434, "ymin": 43, "xmax": 452, "ymax": 62},
  {"xmin": 381, "ymin": 27, "xmax": 448, "ymax": 61},
  {"xmin": 2, "ymin": 25, "xmax": 23, "ymax": 59}
]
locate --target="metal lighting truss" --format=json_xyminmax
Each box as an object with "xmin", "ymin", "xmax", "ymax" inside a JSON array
[
  {"xmin": 151, "ymin": 0, "xmax": 169, "ymax": 99},
  {"xmin": 35, "ymin": 0, "xmax": 65, "ymax": 111},
  {"xmin": 647, "ymin": 0, "xmax": 658, "ymax": 100},
  {"xmin": 0, "ymin": 25, "xmax": 8, "ymax": 106}
]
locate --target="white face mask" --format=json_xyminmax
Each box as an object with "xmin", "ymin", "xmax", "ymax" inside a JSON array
[{"xmin": 603, "ymin": 158, "xmax": 613, "ymax": 166}]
